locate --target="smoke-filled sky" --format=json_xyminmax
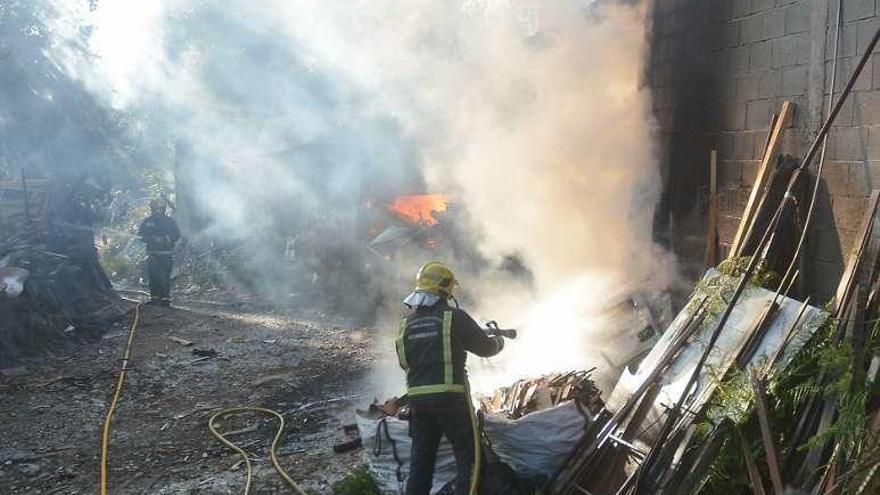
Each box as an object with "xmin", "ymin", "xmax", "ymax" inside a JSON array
[{"xmin": 14, "ymin": 0, "xmax": 672, "ymax": 392}]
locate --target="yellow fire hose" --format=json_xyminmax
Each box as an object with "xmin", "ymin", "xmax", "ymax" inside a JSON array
[
  {"xmin": 207, "ymin": 406, "xmax": 309, "ymax": 495},
  {"xmin": 99, "ymin": 304, "xmax": 475, "ymax": 494},
  {"xmin": 466, "ymin": 384, "xmax": 482, "ymax": 495},
  {"xmin": 99, "ymin": 303, "xmax": 141, "ymax": 495}
]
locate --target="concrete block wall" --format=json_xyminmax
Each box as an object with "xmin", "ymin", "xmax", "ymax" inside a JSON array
[{"xmin": 650, "ymin": 0, "xmax": 880, "ymax": 301}]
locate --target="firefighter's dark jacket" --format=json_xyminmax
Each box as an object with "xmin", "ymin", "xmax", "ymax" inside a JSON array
[
  {"xmin": 138, "ymin": 214, "xmax": 180, "ymax": 255},
  {"xmin": 396, "ymin": 299, "xmax": 504, "ymax": 398}
]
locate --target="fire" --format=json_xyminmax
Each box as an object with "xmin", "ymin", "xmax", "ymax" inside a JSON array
[{"xmin": 388, "ymin": 194, "xmax": 449, "ymax": 226}]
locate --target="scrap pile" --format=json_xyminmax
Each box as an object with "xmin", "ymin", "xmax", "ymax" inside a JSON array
[
  {"xmin": 548, "ymin": 24, "xmax": 880, "ymax": 495},
  {"xmin": 479, "ymin": 370, "xmax": 604, "ymax": 418},
  {"xmin": 1, "ymin": 177, "xmax": 127, "ymax": 364}
]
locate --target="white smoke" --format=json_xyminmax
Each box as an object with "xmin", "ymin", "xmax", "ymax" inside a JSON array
[{"xmin": 42, "ymin": 0, "xmax": 672, "ymax": 393}]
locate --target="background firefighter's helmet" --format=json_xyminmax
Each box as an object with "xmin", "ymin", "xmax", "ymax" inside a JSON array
[{"xmin": 414, "ymin": 261, "xmax": 457, "ymax": 297}]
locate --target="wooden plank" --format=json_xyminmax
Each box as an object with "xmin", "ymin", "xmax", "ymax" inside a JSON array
[
  {"xmin": 549, "ymin": 298, "xmax": 710, "ymax": 493},
  {"xmin": 753, "ymin": 374, "xmax": 785, "ymax": 495},
  {"xmin": 738, "ymin": 428, "xmax": 769, "ymax": 495},
  {"xmin": 731, "ymin": 101, "xmax": 794, "ymax": 257},
  {"xmin": 0, "ymin": 179, "xmax": 52, "ymax": 189},
  {"xmin": 704, "ymin": 150, "xmax": 719, "ymax": 268}
]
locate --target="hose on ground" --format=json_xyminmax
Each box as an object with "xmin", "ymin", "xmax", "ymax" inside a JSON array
[
  {"xmin": 100, "ymin": 303, "xmax": 141, "ymax": 495},
  {"xmin": 208, "ymin": 406, "xmax": 309, "ymax": 495}
]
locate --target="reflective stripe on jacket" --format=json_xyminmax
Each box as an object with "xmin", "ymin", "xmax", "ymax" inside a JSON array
[{"xmin": 395, "ymin": 301, "xmax": 504, "ymax": 397}]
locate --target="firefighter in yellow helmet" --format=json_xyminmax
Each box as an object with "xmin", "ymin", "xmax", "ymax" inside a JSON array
[{"xmin": 396, "ymin": 262, "xmax": 507, "ymax": 495}]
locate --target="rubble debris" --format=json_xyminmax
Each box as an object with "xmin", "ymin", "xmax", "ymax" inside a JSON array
[
  {"xmin": 333, "ymin": 438, "xmax": 363, "ymax": 454},
  {"xmin": 1, "ymin": 177, "xmax": 129, "ymax": 364},
  {"xmin": 168, "ymin": 336, "xmax": 193, "ymax": 346},
  {"xmin": 478, "ymin": 369, "xmax": 603, "ymax": 419},
  {"xmin": 359, "ymin": 370, "xmax": 602, "ymax": 493},
  {"xmin": 253, "ymin": 374, "xmax": 288, "ymax": 387}
]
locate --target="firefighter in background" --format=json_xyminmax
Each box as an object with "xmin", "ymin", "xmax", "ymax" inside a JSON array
[
  {"xmin": 396, "ymin": 262, "xmax": 507, "ymax": 495},
  {"xmin": 138, "ymin": 199, "xmax": 180, "ymax": 306}
]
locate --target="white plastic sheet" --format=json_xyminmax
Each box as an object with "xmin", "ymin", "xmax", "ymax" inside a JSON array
[
  {"xmin": 0, "ymin": 267, "xmax": 28, "ymax": 298},
  {"xmin": 482, "ymin": 400, "xmax": 588, "ymax": 481},
  {"xmin": 356, "ymin": 413, "xmax": 457, "ymax": 495},
  {"xmin": 606, "ymin": 269, "xmax": 825, "ymax": 443}
]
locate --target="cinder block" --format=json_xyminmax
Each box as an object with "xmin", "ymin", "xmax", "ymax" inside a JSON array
[
  {"xmin": 806, "ymin": 267, "xmax": 839, "ymax": 304},
  {"xmin": 820, "ymin": 161, "xmax": 852, "ymax": 197},
  {"xmin": 751, "ymin": 0, "xmax": 774, "ymax": 13},
  {"xmin": 853, "ymin": 92, "xmax": 880, "ymax": 125},
  {"xmin": 717, "ymin": 132, "xmax": 737, "ymax": 158},
  {"xmin": 720, "ymin": 79, "xmax": 739, "ymax": 102},
  {"xmin": 848, "ymin": 159, "xmax": 880, "ymax": 193},
  {"xmin": 874, "ymin": 54, "xmax": 880, "ymax": 89},
  {"xmin": 869, "ymin": 127, "xmax": 880, "ymax": 159},
  {"xmin": 779, "ymin": 124, "xmax": 803, "ymax": 156},
  {"xmin": 784, "ymin": 1, "xmax": 809, "ymax": 34},
  {"xmin": 717, "ymin": 213, "xmax": 741, "ymax": 245},
  {"xmin": 832, "ymin": 195, "xmax": 871, "ymax": 234},
  {"xmin": 712, "ymin": 0, "xmax": 734, "ymax": 22},
  {"xmin": 826, "ymin": 23, "xmax": 858, "ymax": 61},
  {"xmin": 842, "ymin": 0, "xmax": 876, "ymax": 22},
  {"xmin": 736, "ymin": 75, "xmax": 759, "ymax": 100},
  {"xmin": 734, "ymin": 132, "xmax": 756, "ymax": 159},
  {"xmin": 750, "ymin": 41, "xmax": 772, "ymax": 71},
  {"xmin": 809, "ymin": 244, "xmax": 845, "ymax": 277},
  {"xmin": 741, "ymin": 159, "xmax": 763, "ymax": 186},
  {"xmin": 829, "ymin": 93, "xmax": 855, "ymax": 127},
  {"xmin": 693, "ymin": 1, "xmax": 713, "ymax": 26},
  {"xmin": 772, "ymin": 32, "xmax": 810, "ymax": 68},
  {"xmin": 756, "ymin": 68, "xmax": 782, "ymax": 98},
  {"xmin": 763, "ymin": 8, "xmax": 786, "ymax": 39},
  {"xmin": 856, "ymin": 18, "xmax": 880, "ymax": 55},
  {"xmin": 829, "ymin": 57, "xmax": 873, "ymax": 93},
  {"xmin": 708, "ymin": 26, "xmax": 724, "ymax": 51},
  {"xmin": 742, "ymin": 15, "xmax": 766, "ymax": 44},
  {"xmin": 754, "ymin": 128, "xmax": 771, "ymax": 157},
  {"xmin": 782, "ymin": 65, "xmax": 809, "ymax": 95},
  {"xmin": 732, "ymin": 0, "xmax": 753, "ymax": 18},
  {"xmin": 729, "ymin": 45, "xmax": 751, "ymax": 73},
  {"xmin": 722, "ymin": 102, "xmax": 747, "ymax": 130},
  {"xmin": 724, "ymin": 21, "xmax": 742, "ymax": 47},
  {"xmin": 828, "ymin": 127, "xmax": 870, "ymax": 160},
  {"xmin": 746, "ymin": 98, "xmax": 774, "ymax": 129},
  {"xmin": 718, "ymin": 159, "xmax": 743, "ymax": 185}
]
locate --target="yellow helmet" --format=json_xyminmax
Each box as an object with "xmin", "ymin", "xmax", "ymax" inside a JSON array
[{"xmin": 415, "ymin": 261, "xmax": 457, "ymax": 297}]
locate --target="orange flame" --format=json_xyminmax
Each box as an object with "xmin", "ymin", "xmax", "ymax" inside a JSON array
[{"xmin": 389, "ymin": 194, "xmax": 449, "ymax": 226}]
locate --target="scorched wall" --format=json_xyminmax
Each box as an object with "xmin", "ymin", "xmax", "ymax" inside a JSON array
[{"xmin": 650, "ymin": 0, "xmax": 880, "ymax": 301}]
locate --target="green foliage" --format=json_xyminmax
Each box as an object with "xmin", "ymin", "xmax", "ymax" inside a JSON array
[
  {"xmin": 694, "ymin": 313, "xmax": 836, "ymax": 494},
  {"xmin": 331, "ymin": 465, "xmax": 381, "ymax": 495},
  {"xmin": 716, "ymin": 256, "xmax": 780, "ymax": 290},
  {"xmin": 692, "ymin": 305, "xmax": 880, "ymax": 494},
  {"xmin": 706, "ymin": 368, "xmax": 754, "ymax": 426}
]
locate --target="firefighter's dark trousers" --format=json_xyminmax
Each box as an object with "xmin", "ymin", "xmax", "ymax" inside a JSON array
[
  {"xmin": 147, "ymin": 254, "xmax": 173, "ymax": 305},
  {"xmin": 406, "ymin": 402, "xmax": 476, "ymax": 495}
]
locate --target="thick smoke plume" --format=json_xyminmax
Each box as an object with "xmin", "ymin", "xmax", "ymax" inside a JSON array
[{"xmin": 34, "ymin": 0, "xmax": 671, "ymax": 393}]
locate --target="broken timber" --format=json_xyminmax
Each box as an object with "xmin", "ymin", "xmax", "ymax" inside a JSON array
[{"xmin": 730, "ymin": 100, "xmax": 793, "ymax": 258}]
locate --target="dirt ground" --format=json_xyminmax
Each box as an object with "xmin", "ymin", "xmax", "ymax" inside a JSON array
[{"xmin": 0, "ymin": 300, "xmax": 376, "ymax": 494}]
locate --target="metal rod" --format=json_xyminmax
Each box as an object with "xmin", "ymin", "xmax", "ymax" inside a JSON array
[
  {"xmin": 775, "ymin": 0, "xmax": 846, "ymax": 296},
  {"xmin": 634, "ymin": 21, "xmax": 880, "ymax": 492},
  {"xmin": 20, "ymin": 168, "xmax": 32, "ymax": 231}
]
